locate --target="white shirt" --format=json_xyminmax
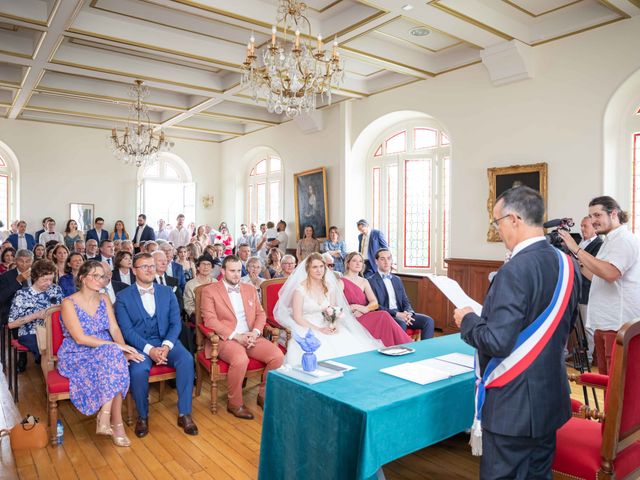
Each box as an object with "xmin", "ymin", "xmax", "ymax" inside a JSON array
[
  {"xmin": 17, "ymin": 234, "xmax": 27, "ymax": 250},
  {"xmin": 510, "ymin": 236, "xmax": 546, "ymax": 258},
  {"xmin": 119, "ymin": 270, "xmax": 131, "ymax": 285},
  {"xmin": 588, "ymin": 225, "xmax": 640, "ymax": 331},
  {"xmin": 134, "ymin": 225, "xmax": 145, "ymax": 244},
  {"xmin": 135, "ymin": 283, "xmax": 174, "ymax": 355},
  {"xmin": 379, "ymin": 271, "xmax": 398, "ymax": 311},
  {"xmin": 224, "ymin": 281, "xmax": 260, "ymax": 340},
  {"xmin": 168, "ymin": 226, "xmax": 190, "ymax": 247},
  {"xmin": 39, "ymin": 231, "xmax": 64, "ymax": 245},
  {"xmin": 361, "ymin": 233, "xmax": 370, "ymax": 260},
  {"xmin": 156, "ymin": 228, "xmax": 170, "ymax": 241},
  {"xmin": 102, "ymin": 283, "xmax": 116, "ymax": 303},
  {"xmin": 275, "ymin": 231, "xmax": 288, "ymax": 255},
  {"xmin": 579, "ymin": 235, "xmax": 598, "ymax": 250},
  {"xmin": 103, "ymin": 256, "xmax": 114, "ymax": 269}
]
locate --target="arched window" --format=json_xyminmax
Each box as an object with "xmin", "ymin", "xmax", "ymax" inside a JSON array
[
  {"xmin": 248, "ymin": 154, "xmax": 283, "ymax": 225},
  {"xmin": 368, "ymin": 122, "xmax": 451, "ymax": 274},
  {"xmin": 137, "ymin": 153, "xmax": 195, "ymax": 228},
  {"xmin": 0, "ymin": 141, "xmax": 19, "ymax": 228}
]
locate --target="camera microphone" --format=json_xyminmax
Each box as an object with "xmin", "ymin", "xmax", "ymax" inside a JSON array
[{"xmin": 543, "ymin": 219, "xmax": 564, "ymax": 229}]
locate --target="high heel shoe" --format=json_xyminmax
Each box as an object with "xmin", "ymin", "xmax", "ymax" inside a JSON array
[
  {"xmin": 96, "ymin": 410, "xmax": 112, "ymax": 436},
  {"xmin": 110, "ymin": 423, "xmax": 131, "ymax": 447}
]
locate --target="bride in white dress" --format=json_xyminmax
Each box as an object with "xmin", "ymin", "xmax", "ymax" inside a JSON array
[{"xmin": 274, "ymin": 252, "xmax": 382, "ymax": 365}]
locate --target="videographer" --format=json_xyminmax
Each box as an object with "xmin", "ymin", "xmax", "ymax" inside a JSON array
[{"xmin": 558, "ymin": 196, "xmax": 640, "ymax": 374}]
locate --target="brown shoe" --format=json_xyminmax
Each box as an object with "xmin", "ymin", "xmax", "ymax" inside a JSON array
[
  {"xmin": 177, "ymin": 414, "xmax": 199, "ymax": 435},
  {"xmin": 257, "ymin": 395, "xmax": 265, "ymax": 410},
  {"xmin": 227, "ymin": 404, "xmax": 254, "ymax": 420},
  {"xmin": 135, "ymin": 417, "xmax": 148, "ymax": 438}
]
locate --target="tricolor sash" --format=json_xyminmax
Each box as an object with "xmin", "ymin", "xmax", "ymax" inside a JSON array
[{"xmin": 470, "ymin": 248, "xmax": 574, "ymax": 455}]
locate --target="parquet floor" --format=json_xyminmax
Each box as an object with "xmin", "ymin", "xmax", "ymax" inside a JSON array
[{"xmin": 0, "ymin": 359, "xmax": 603, "ymax": 480}]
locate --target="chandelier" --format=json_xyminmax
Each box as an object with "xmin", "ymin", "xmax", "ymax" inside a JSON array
[
  {"xmin": 108, "ymin": 80, "xmax": 172, "ymax": 168},
  {"xmin": 241, "ymin": 0, "xmax": 344, "ymax": 117}
]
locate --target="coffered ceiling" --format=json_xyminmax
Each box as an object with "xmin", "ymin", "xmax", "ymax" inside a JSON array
[{"xmin": 0, "ymin": 0, "xmax": 638, "ymax": 142}]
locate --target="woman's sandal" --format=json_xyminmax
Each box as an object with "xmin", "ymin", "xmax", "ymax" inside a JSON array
[
  {"xmin": 110, "ymin": 423, "xmax": 131, "ymax": 447},
  {"xmin": 96, "ymin": 410, "xmax": 112, "ymax": 436}
]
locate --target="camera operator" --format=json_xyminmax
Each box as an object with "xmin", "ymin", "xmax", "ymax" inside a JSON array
[{"xmin": 558, "ymin": 196, "xmax": 640, "ymax": 375}]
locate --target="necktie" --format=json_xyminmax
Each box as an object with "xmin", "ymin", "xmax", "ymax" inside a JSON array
[
  {"xmin": 227, "ymin": 285, "xmax": 240, "ymax": 294},
  {"xmin": 140, "ymin": 287, "xmax": 154, "ymax": 296},
  {"xmin": 382, "ymin": 273, "xmax": 392, "ymax": 280}
]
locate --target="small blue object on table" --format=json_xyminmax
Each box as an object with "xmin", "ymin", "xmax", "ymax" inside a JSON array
[{"xmin": 258, "ymin": 334, "xmax": 476, "ymax": 480}]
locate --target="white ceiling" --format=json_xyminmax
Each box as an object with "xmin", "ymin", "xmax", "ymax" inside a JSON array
[{"xmin": 0, "ymin": 0, "xmax": 638, "ymax": 142}]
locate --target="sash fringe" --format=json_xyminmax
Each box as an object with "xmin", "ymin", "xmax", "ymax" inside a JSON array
[{"xmin": 469, "ymin": 417, "xmax": 482, "ymax": 456}]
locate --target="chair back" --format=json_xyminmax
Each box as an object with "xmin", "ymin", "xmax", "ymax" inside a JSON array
[
  {"xmin": 260, "ymin": 278, "xmax": 287, "ymax": 324},
  {"xmin": 601, "ymin": 319, "xmax": 640, "ymax": 461},
  {"xmin": 43, "ymin": 305, "xmax": 62, "ymax": 375}
]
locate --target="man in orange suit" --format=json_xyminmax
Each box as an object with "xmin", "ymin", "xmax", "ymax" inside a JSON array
[{"xmin": 200, "ymin": 255, "xmax": 284, "ymax": 419}]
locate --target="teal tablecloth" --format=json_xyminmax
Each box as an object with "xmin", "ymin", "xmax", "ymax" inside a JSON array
[{"xmin": 258, "ymin": 334, "xmax": 475, "ymax": 480}]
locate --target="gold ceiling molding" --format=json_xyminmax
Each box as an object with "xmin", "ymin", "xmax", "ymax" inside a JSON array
[
  {"xmin": 434, "ymin": 59, "xmax": 482, "ymax": 76},
  {"xmin": 372, "ymin": 29, "xmax": 462, "ymax": 53},
  {"xmin": 428, "ymin": 0, "xmax": 514, "ymax": 41},
  {"xmin": 628, "ymin": 0, "xmax": 640, "ymax": 7},
  {"xmin": 196, "ymin": 110, "xmax": 280, "ymax": 126},
  {"xmin": 0, "ymin": 79, "xmax": 21, "ymax": 89},
  {"xmin": 340, "ymin": 45, "xmax": 435, "ymax": 77},
  {"xmin": 22, "ymin": 104, "xmax": 145, "ymax": 123},
  {"xmin": 306, "ymin": 0, "xmax": 343, "ymax": 13},
  {"xmin": 0, "ymin": 49, "xmax": 34, "ymax": 60},
  {"xmin": 529, "ymin": 17, "xmax": 626, "ymax": 46},
  {"xmin": 0, "ymin": 23, "xmax": 19, "ymax": 32},
  {"xmin": 396, "ymin": 15, "xmax": 482, "ymax": 49},
  {"xmin": 368, "ymin": 77, "xmax": 422, "ymax": 96},
  {"xmin": 502, "ymin": 0, "xmax": 582, "ymax": 18},
  {"xmin": 595, "ymin": 0, "xmax": 631, "ymax": 18},
  {"xmin": 0, "ymin": 12, "xmax": 47, "ymax": 28},
  {"xmin": 165, "ymin": 122, "xmax": 242, "ymax": 136}
]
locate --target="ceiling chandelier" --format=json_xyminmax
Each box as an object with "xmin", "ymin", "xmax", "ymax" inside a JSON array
[
  {"xmin": 108, "ymin": 80, "xmax": 173, "ymax": 168},
  {"xmin": 241, "ymin": 0, "xmax": 344, "ymax": 117}
]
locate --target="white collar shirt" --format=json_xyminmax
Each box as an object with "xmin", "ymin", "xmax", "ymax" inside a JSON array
[
  {"xmin": 223, "ymin": 281, "xmax": 251, "ymax": 338},
  {"xmin": 102, "ymin": 283, "xmax": 116, "ymax": 304},
  {"xmin": 579, "ymin": 235, "xmax": 598, "ymax": 249},
  {"xmin": 169, "ymin": 227, "xmax": 190, "ymax": 247},
  {"xmin": 361, "ymin": 233, "xmax": 370, "ymax": 260},
  {"xmin": 135, "ymin": 225, "xmax": 144, "ymax": 244},
  {"xmin": 379, "ymin": 271, "xmax": 398, "ymax": 311},
  {"xmin": 510, "ymin": 236, "xmax": 546, "ymax": 259},
  {"xmin": 17, "ymin": 234, "xmax": 27, "ymax": 250}
]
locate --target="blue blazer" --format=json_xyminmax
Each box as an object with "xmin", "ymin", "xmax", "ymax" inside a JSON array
[
  {"xmin": 114, "ymin": 283, "xmax": 182, "ymax": 352},
  {"xmin": 7, "ymin": 233, "xmax": 35, "ymax": 251},
  {"xmin": 460, "ymin": 240, "xmax": 580, "ymax": 438},
  {"xmin": 132, "ymin": 225, "xmax": 155, "ymax": 244},
  {"xmin": 368, "ymin": 272, "xmax": 413, "ymax": 316},
  {"xmin": 86, "ymin": 229, "xmax": 109, "ymax": 243},
  {"xmin": 169, "ymin": 261, "xmax": 186, "ymax": 292},
  {"xmin": 357, "ymin": 229, "xmax": 388, "ymax": 273}
]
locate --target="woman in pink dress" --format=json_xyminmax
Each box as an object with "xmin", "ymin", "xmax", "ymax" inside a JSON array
[
  {"xmin": 340, "ymin": 252, "xmax": 412, "ymax": 347},
  {"xmin": 215, "ymin": 223, "xmax": 234, "ymax": 256}
]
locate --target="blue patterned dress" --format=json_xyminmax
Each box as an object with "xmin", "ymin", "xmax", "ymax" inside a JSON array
[{"xmin": 57, "ymin": 298, "xmax": 130, "ymax": 415}]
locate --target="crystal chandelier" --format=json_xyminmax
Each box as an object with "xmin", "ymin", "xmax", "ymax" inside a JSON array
[
  {"xmin": 241, "ymin": 0, "xmax": 344, "ymax": 117},
  {"xmin": 108, "ymin": 80, "xmax": 172, "ymax": 168}
]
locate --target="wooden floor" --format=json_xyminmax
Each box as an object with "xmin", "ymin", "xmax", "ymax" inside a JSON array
[{"xmin": 0, "ymin": 359, "xmax": 603, "ymax": 480}]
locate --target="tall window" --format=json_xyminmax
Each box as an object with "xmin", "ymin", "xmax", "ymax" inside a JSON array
[
  {"xmin": 368, "ymin": 124, "xmax": 451, "ymax": 274},
  {"xmin": 633, "ymin": 132, "xmax": 640, "ymax": 232},
  {"xmin": 0, "ymin": 148, "xmax": 17, "ymax": 229},
  {"xmin": 248, "ymin": 155, "xmax": 283, "ymax": 225},
  {"xmin": 137, "ymin": 154, "xmax": 195, "ymax": 228}
]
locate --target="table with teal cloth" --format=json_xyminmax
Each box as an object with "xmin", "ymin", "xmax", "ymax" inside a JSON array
[{"xmin": 258, "ymin": 334, "xmax": 476, "ymax": 480}]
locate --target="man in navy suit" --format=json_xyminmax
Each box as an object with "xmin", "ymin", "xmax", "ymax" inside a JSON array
[
  {"xmin": 369, "ymin": 249, "xmax": 434, "ymax": 340},
  {"xmin": 159, "ymin": 242, "xmax": 186, "ymax": 292},
  {"xmin": 7, "ymin": 221, "xmax": 35, "ymax": 251},
  {"xmin": 92, "ymin": 239, "xmax": 115, "ymax": 269},
  {"xmin": 132, "ymin": 214, "xmax": 155, "ymax": 253},
  {"xmin": 86, "ymin": 217, "xmax": 109, "ymax": 243},
  {"xmin": 454, "ymin": 186, "xmax": 580, "ymax": 479},
  {"xmin": 114, "ymin": 253, "xmax": 197, "ymax": 438},
  {"xmin": 357, "ymin": 219, "xmax": 388, "ymax": 278}
]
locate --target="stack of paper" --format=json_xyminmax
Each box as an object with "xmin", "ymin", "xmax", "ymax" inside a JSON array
[
  {"xmin": 380, "ymin": 352, "xmax": 475, "ymax": 385},
  {"xmin": 436, "ymin": 352, "xmax": 475, "ymax": 369}
]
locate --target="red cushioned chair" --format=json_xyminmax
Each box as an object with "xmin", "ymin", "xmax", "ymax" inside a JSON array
[
  {"xmin": 553, "ymin": 319, "xmax": 640, "ymax": 480},
  {"xmin": 44, "ymin": 306, "xmax": 70, "ymax": 444},
  {"xmin": 194, "ymin": 284, "xmax": 277, "ymax": 413},
  {"xmin": 9, "ymin": 336, "xmax": 30, "ymax": 402},
  {"xmin": 260, "ymin": 278, "xmax": 291, "ymax": 349},
  {"xmin": 123, "ymin": 363, "xmax": 177, "ymax": 426}
]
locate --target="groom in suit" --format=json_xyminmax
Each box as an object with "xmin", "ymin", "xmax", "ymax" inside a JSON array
[
  {"xmin": 200, "ymin": 255, "xmax": 284, "ymax": 419},
  {"xmin": 369, "ymin": 249, "xmax": 434, "ymax": 340},
  {"xmin": 114, "ymin": 252, "xmax": 198, "ymax": 437}
]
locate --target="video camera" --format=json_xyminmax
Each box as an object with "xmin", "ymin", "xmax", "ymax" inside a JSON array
[{"xmin": 544, "ymin": 217, "xmax": 575, "ymax": 252}]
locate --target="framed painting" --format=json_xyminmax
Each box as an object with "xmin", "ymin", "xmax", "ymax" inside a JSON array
[
  {"xmin": 293, "ymin": 167, "xmax": 329, "ymax": 240},
  {"xmin": 487, "ymin": 162, "xmax": 548, "ymax": 242},
  {"xmin": 69, "ymin": 203, "xmax": 94, "ymax": 232}
]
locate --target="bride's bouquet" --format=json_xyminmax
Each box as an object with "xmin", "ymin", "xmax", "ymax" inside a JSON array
[{"xmin": 322, "ymin": 306, "xmax": 344, "ymax": 327}]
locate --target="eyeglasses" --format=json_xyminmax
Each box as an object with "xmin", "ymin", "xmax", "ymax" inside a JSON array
[
  {"xmin": 491, "ymin": 214, "xmax": 511, "ymax": 229},
  {"xmin": 134, "ymin": 264, "xmax": 157, "ymax": 271}
]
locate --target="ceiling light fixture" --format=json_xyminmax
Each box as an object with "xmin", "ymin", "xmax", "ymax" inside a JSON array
[
  {"xmin": 401, "ymin": 4, "xmax": 414, "ymax": 11},
  {"xmin": 409, "ymin": 26, "xmax": 431, "ymax": 37}
]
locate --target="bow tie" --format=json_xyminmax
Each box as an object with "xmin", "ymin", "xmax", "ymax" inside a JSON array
[
  {"xmin": 227, "ymin": 286, "xmax": 240, "ymax": 294},
  {"xmin": 381, "ymin": 273, "xmax": 393, "ymax": 280},
  {"xmin": 139, "ymin": 287, "xmax": 154, "ymax": 296}
]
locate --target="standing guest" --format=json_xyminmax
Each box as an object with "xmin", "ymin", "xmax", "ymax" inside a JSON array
[
  {"xmin": 59, "ymin": 252, "xmax": 84, "ymax": 297},
  {"xmin": 110, "ymin": 220, "xmax": 129, "ymax": 241},
  {"xmin": 8, "ymin": 221, "xmax": 36, "ymax": 251},
  {"xmin": 237, "ymin": 244, "xmax": 251, "ymax": 276},
  {"xmin": 357, "ymin": 219, "xmax": 389, "ymax": 278},
  {"xmin": 183, "ymin": 256, "xmax": 215, "ymax": 318},
  {"xmin": 216, "ymin": 224, "xmax": 235, "ymax": 256},
  {"xmin": 74, "ymin": 239, "xmax": 86, "ymax": 256},
  {"xmin": 194, "ymin": 225, "xmax": 209, "ymax": 251},
  {"xmin": 200, "ymin": 255, "xmax": 284, "ymax": 418},
  {"xmin": 558, "ymin": 196, "xmax": 640, "ymax": 375},
  {"xmin": 241, "ymin": 257, "xmax": 265, "ymax": 302},
  {"xmin": 455, "ymin": 186, "xmax": 580, "ymax": 479},
  {"xmin": 256, "ymin": 223, "xmax": 268, "ymax": 258},
  {"xmin": 341, "ymin": 252, "xmax": 412, "ymax": 346},
  {"xmin": 296, "ymin": 225, "xmax": 321, "ymax": 262},
  {"xmin": 63, "ymin": 220, "xmax": 84, "ymax": 251},
  {"xmin": 276, "ymin": 255, "xmax": 296, "ymax": 278},
  {"xmin": 32, "ymin": 243, "xmax": 45, "ymax": 261},
  {"xmin": 321, "ymin": 226, "xmax": 348, "ymax": 273},
  {"xmin": 115, "ymin": 253, "xmax": 198, "ymax": 437},
  {"xmin": 52, "ymin": 244, "xmax": 69, "ymax": 281},
  {"xmin": 59, "ymin": 260, "xmax": 143, "ymax": 447},
  {"xmin": 38, "ymin": 218, "xmax": 64, "ymax": 245},
  {"xmin": 155, "ymin": 219, "xmax": 170, "ymax": 241},
  {"xmin": 132, "ymin": 214, "xmax": 155, "ymax": 253},
  {"xmin": 112, "ymin": 251, "xmax": 135, "ymax": 285},
  {"xmin": 159, "ymin": 242, "xmax": 186, "ymax": 292},
  {"xmin": 237, "ymin": 224, "xmax": 251, "ymax": 247},
  {"xmin": 265, "ymin": 248, "xmax": 282, "ymax": 279},
  {"xmin": 86, "ymin": 217, "xmax": 109, "ymax": 243},
  {"xmin": 168, "ymin": 214, "xmax": 190, "ymax": 247},
  {"xmin": 0, "ymin": 247, "xmax": 16, "ymax": 273},
  {"xmin": 267, "ymin": 220, "xmax": 288, "ymax": 257},
  {"xmin": 34, "ymin": 217, "xmax": 51, "ymax": 244},
  {"xmin": 120, "ymin": 240, "xmax": 134, "ymax": 254},
  {"xmin": 8, "ymin": 260, "xmax": 63, "ymax": 371},
  {"xmin": 85, "ymin": 239, "xmax": 99, "ymax": 259},
  {"xmin": 247, "ymin": 223, "xmax": 261, "ymax": 256},
  {"xmin": 177, "ymin": 245, "xmax": 196, "ymax": 283},
  {"xmin": 93, "ymin": 239, "xmax": 115, "ymax": 269},
  {"xmin": 369, "ymin": 249, "xmax": 434, "ymax": 340},
  {"xmin": 206, "ymin": 224, "xmax": 219, "ymax": 245}
]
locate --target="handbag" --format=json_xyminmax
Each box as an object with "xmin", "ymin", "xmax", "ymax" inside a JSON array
[
  {"xmin": 35, "ymin": 325, "xmax": 47, "ymax": 353},
  {"xmin": 0, "ymin": 414, "xmax": 49, "ymax": 449}
]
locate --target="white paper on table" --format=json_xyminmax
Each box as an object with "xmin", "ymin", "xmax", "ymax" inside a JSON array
[
  {"xmin": 380, "ymin": 362, "xmax": 451, "ymax": 385},
  {"xmin": 436, "ymin": 352, "xmax": 475, "ymax": 369},
  {"xmin": 426, "ymin": 274, "xmax": 483, "ymax": 315},
  {"xmin": 414, "ymin": 358, "xmax": 473, "ymax": 376}
]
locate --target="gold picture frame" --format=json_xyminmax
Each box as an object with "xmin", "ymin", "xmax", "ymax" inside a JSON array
[
  {"xmin": 293, "ymin": 167, "xmax": 329, "ymax": 240},
  {"xmin": 487, "ymin": 162, "xmax": 548, "ymax": 242}
]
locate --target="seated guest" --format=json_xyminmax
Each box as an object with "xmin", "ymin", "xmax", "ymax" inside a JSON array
[
  {"xmin": 34, "ymin": 217, "xmax": 50, "ymax": 244},
  {"xmin": 152, "ymin": 251, "xmax": 183, "ymax": 311},
  {"xmin": 276, "ymin": 255, "xmax": 296, "ymax": 278},
  {"xmin": 368, "ymin": 249, "xmax": 434, "ymax": 340},
  {"xmin": 265, "ymin": 248, "xmax": 282, "ymax": 279},
  {"xmin": 119, "ymin": 240, "xmax": 134, "ymax": 255},
  {"xmin": 32, "ymin": 243, "xmax": 45, "ymax": 261},
  {"xmin": 115, "ymin": 253, "xmax": 198, "ymax": 437},
  {"xmin": 144, "ymin": 240, "xmax": 158, "ymax": 253},
  {"xmin": 38, "ymin": 218, "xmax": 64, "ymax": 245},
  {"xmin": 183, "ymin": 256, "xmax": 215, "ymax": 318},
  {"xmin": 58, "ymin": 260, "xmax": 142, "ymax": 447},
  {"xmin": 110, "ymin": 220, "xmax": 129, "ymax": 241},
  {"xmin": 86, "ymin": 217, "xmax": 109, "ymax": 243},
  {"xmin": 7, "ymin": 221, "xmax": 36, "ymax": 251},
  {"xmin": 99, "ymin": 261, "xmax": 126, "ymax": 302},
  {"xmin": 1, "ymin": 240, "xmax": 12, "ymax": 253},
  {"xmin": 240, "ymin": 257, "xmax": 264, "ymax": 302},
  {"xmin": 112, "ymin": 251, "xmax": 135, "ymax": 285},
  {"xmin": 176, "ymin": 245, "xmax": 196, "ymax": 283},
  {"xmin": 73, "ymin": 239, "xmax": 86, "ymax": 256},
  {"xmin": 321, "ymin": 226, "xmax": 348, "ymax": 273},
  {"xmin": 159, "ymin": 243, "xmax": 186, "ymax": 292},
  {"xmin": 203, "ymin": 244, "xmax": 224, "ymax": 278},
  {"xmin": 52, "ymin": 244, "xmax": 69, "ymax": 281},
  {"xmin": 8, "ymin": 260, "xmax": 63, "ymax": 371},
  {"xmin": 93, "ymin": 239, "xmax": 115, "ymax": 269},
  {"xmin": 341, "ymin": 252, "xmax": 412, "ymax": 346},
  {"xmin": 59, "ymin": 252, "xmax": 85, "ymax": 297},
  {"xmin": 113, "ymin": 240, "xmax": 122, "ymax": 254},
  {"xmin": 237, "ymin": 243, "xmax": 251, "ymax": 276},
  {"xmin": 85, "ymin": 239, "xmax": 99, "ymax": 259},
  {"xmin": 0, "ymin": 247, "xmax": 15, "ymax": 273},
  {"xmin": 63, "ymin": 220, "xmax": 84, "ymax": 251},
  {"xmin": 200, "ymin": 255, "xmax": 284, "ymax": 419},
  {"xmin": 296, "ymin": 225, "xmax": 321, "ymax": 262}
]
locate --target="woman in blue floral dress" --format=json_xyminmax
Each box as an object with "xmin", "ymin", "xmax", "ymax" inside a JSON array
[{"xmin": 58, "ymin": 260, "xmax": 143, "ymax": 447}]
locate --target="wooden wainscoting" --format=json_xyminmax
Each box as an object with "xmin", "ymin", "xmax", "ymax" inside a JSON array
[{"xmin": 398, "ymin": 258, "xmax": 503, "ymax": 334}]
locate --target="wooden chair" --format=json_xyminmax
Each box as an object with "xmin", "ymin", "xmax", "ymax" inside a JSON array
[
  {"xmin": 193, "ymin": 284, "xmax": 276, "ymax": 413},
  {"xmin": 44, "ymin": 306, "xmax": 70, "ymax": 444},
  {"xmin": 260, "ymin": 278, "xmax": 291, "ymax": 348},
  {"xmin": 123, "ymin": 364, "xmax": 177, "ymax": 426},
  {"xmin": 552, "ymin": 319, "xmax": 640, "ymax": 480}
]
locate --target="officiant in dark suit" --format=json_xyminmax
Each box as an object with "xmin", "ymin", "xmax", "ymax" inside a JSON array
[{"xmin": 454, "ymin": 186, "xmax": 580, "ymax": 479}]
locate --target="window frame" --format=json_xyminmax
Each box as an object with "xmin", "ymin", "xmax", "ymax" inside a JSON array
[{"xmin": 247, "ymin": 154, "xmax": 284, "ymax": 226}]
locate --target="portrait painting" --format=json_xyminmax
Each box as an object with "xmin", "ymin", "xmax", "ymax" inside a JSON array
[
  {"xmin": 487, "ymin": 163, "xmax": 548, "ymax": 242},
  {"xmin": 69, "ymin": 203, "xmax": 94, "ymax": 232},
  {"xmin": 293, "ymin": 167, "xmax": 329, "ymax": 240}
]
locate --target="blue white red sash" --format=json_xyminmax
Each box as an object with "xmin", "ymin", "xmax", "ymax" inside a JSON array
[{"xmin": 470, "ymin": 248, "xmax": 574, "ymax": 455}]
